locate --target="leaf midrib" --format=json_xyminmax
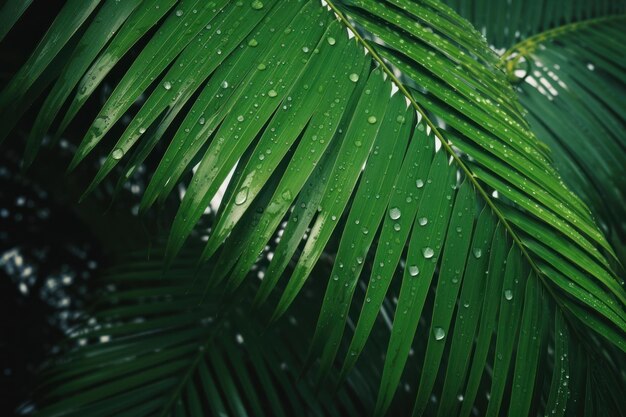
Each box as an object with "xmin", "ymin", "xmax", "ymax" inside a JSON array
[{"xmin": 324, "ymin": 0, "xmax": 556, "ymax": 303}]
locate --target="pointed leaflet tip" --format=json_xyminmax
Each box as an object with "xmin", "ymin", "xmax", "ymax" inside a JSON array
[{"xmin": 67, "ymin": 152, "xmax": 83, "ymax": 174}]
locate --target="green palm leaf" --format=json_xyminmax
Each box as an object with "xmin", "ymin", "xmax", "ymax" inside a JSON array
[
  {"xmin": 23, "ymin": 249, "xmax": 384, "ymax": 417},
  {"xmin": 1, "ymin": 1, "xmax": 625, "ymax": 416}
]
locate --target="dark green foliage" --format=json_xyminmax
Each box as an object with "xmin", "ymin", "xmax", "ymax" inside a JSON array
[{"xmin": 0, "ymin": 0, "xmax": 624, "ymax": 416}]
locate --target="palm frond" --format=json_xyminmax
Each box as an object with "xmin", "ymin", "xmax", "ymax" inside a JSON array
[
  {"xmin": 25, "ymin": 248, "xmax": 386, "ymax": 417},
  {"xmin": 1, "ymin": 1, "xmax": 625, "ymax": 416}
]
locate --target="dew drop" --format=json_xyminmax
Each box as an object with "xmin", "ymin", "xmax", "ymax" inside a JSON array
[
  {"xmin": 281, "ymin": 189, "xmax": 292, "ymax": 201},
  {"xmin": 408, "ymin": 265, "xmax": 419, "ymax": 276},
  {"xmin": 349, "ymin": 73, "xmax": 359, "ymax": 82},
  {"xmin": 175, "ymin": 9, "xmax": 183, "ymax": 16},
  {"xmin": 389, "ymin": 207, "xmax": 401, "ymax": 220},
  {"xmin": 433, "ymin": 327, "xmax": 445, "ymax": 340},
  {"xmin": 473, "ymin": 248, "xmax": 482, "ymax": 258},
  {"xmin": 327, "ymin": 37, "xmax": 336, "ymax": 45},
  {"xmin": 111, "ymin": 148, "xmax": 124, "ymax": 160},
  {"xmin": 235, "ymin": 189, "xmax": 248, "ymax": 205},
  {"xmin": 163, "ymin": 81, "xmax": 172, "ymax": 90},
  {"xmin": 416, "ymin": 179, "xmax": 424, "ymax": 188},
  {"xmin": 367, "ymin": 116, "xmax": 377, "ymax": 124},
  {"xmin": 237, "ymin": 115, "xmax": 244, "ymax": 122},
  {"xmin": 418, "ymin": 217, "xmax": 428, "ymax": 226},
  {"xmin": 504, "ymin": 289, "xmax": 513, "ymax": 300},
  {"xmin": 422, "ymin": 247, "xmax": 434, "ymax": 259},
  {"xmin": 396, "ymin": 115, "xmax": 406, "ymax": 124},
  {"xmin": 221, "ymin": 80, "xmax": 229, "ymax": 89},
  {"xmin": 394, "ymin": 223, "xmax": 401, "ymax": 231},
  {"xmin": 302, "ymin": 46, "xmax": 309, "ymax": 53},
  {"xmin": 248, "ymin": 38, "xmax": 258, "ymax": 47},
  {"xmin": 92, "ymin": 116, "xmax": 110, "ymax": 136},
  {"xmin": 257, "ymin": 63, "xmax": 266, "ymax": 71},
  {"xmin": 251, "ymin": 0, "xmax": 264, "ymax": 10},
  {"xmin": 268, "ymin": 89, "xmax": 277, "ymax": 97}
]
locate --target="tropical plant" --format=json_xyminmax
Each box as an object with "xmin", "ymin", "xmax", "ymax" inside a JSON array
[{"xmin": 1, "ymin": 0, "xmax": 625, "ymax": 416}]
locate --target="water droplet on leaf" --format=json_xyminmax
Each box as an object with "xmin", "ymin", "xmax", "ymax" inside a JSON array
[
  {"xmin": 111, "ymin": 148, "xmax": 124, "ymax": 160},
  {"xmin": 235, "ymin": 189, "xmax": 248, "ymax": 205},
  {"xmin": 433, "ymin": 327, "xmax": 445, "ymax": 340}
]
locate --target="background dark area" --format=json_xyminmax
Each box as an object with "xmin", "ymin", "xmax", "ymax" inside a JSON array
[
  {"xmin": 0, "ymin": 1, "xmax": 142, "ymax": 414},
  {"xmin": 0, "ymin": 148, "xmax": 102, "ymax": 414},
  {"xmin": 0, "ymin": 1, "xmax": 214, "ymax": 413},
  {"xmin": 0, "ymin": 1, "xmax": 95, "ymax": 413}
]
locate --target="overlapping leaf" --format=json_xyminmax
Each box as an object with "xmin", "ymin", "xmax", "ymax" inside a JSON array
[{"xmin": 508, "ymin": 16, "xmax": 626, "ymax": 263}]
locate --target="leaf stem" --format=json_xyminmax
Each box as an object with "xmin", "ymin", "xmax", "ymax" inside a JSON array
[{"xmin": 499, "ymin": 14, "xmax": 626, "ymax": 63}]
